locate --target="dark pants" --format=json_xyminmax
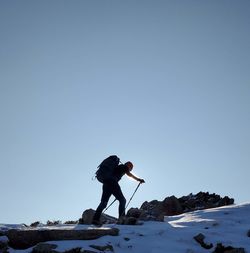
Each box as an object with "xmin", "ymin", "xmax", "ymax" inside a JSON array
[{"xmin": 93, "ymin": 179, "xmax": 126, "ymax": 221}]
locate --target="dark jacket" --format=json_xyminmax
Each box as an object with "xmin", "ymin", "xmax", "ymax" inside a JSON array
[{"xmin": 112, "ymin": 164, "xmax": 130, "ymax": 182}]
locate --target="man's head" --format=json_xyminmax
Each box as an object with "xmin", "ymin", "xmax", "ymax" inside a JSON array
[{"xmin": 125, "ymin": 161, "xmax": 133, "ymax": 171}]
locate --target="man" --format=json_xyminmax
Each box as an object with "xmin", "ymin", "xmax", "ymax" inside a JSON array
[{"xmin": 92, "ymin": 161, "xmax": 145, "ymax": 225}]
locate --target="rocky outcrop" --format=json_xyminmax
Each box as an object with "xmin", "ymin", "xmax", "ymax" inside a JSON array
[
  {"xmin": 78, "ymin": 192, "xmax": 234, "ymax": 224},
  {"xmin": 7, "ymin": 228, "xmax": 119, "ymax": 249},
  {"xmin": 139, "ymin": 195, "xmax": 183, "ymax": 221},
  {"xmin": 128, "ymin": 192, "xmax": 234, "ymax": 221},
  {"xmin": 178, "ymin": 192, "xmax": 234, "ymax": 212}
]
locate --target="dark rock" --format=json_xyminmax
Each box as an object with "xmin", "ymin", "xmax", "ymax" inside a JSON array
[
  {"xmin": 7, "ymin": 227, "xmax": 119, "ymax": 249},
  {"xmin": 138, "ymin": 192, "xmax": 234, "ymax": 222},
  {"xmin": 64, "ymin": 249, "xmax": 96, "ymax": 253},
  {"xmin": 0, "ymin": 247, "xmax": 9, "ymax": 253},
  {"xmin": 30, "ymin": 222, "xmax": 41, "ymax": 228},
  {"xmin": 89, "ymin": 244, "xmax": 114, "ymax": 252},
  {"xmin": 139, "ymin": 196, "xmax": 182, "ymax": 221},
  {"xmin": 79, "ymin": 209, "xmax": 95, "ymax": 225},
  {"xmin": 139, "ymin": 200, "xmax": 165, "ymax": 221},
  {"xmin": 0, "ymin": 236, "xmax": 9, "ymax": 250},
  {"xmin": 117, "ymin": 217, "xmax": 138, "ymax": 225},
  {"xmin": 46, "ymin": 221, "xmax": 61, "ymax": 226},
  {"xmin": 162, "ymin": 196, "xmax": 183, "ymax": 215},
  {"xmin": 213, "ymin": 243, "xmax": 245, "ymax": 253},
  {"xmin": 126, "ymin": 208, "xmax": 143, "ymax": 218},
  {"xmin": 247, "ymin": 230, "xmax": 250, "ymax": 237},
  {"xmin": 193, "ymin": 233, "xmax": 213, "ymax": 249},
  {"xmin": 63, "ymin": 221, "xmax": 78, "ymax": 225},
  {"xmin": 79, "ymin": 209, "xmax": 117, "ymax": 225},
  {"xmin": 32, "ymin": 243, "xmax": 57, "ymax": 253},
  {"xmin": 218, "ymin": 196, "xmax": 234, "ymax": 207},
  {"xmin": 179, "ymin": 192, "xmax": 234, "ymax": 214},
  {"xmin": 63, "ymin": 248, "xmax": 82, "ymax": 253},
  {"xmin": 79, "ymin": 251, "xmax": 96, "ymax": 253}
]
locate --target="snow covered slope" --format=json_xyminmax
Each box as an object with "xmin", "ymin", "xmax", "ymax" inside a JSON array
[{"xmin": 1, "ymin": 203, "xmax": 250, "ymax": 253}]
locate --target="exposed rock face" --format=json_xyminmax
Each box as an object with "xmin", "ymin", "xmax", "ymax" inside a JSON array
[
  {"xmin": 163, "ymin": 196, "xmax": 184, "ymax": 215},
  {"xmin": 78, "ymin": 192, "xmax": 234, "ymax": 224},
  {"xmin": 139, "ymin": 200, "xmax": 164, "ymax": 221},
  {"xmin": 131, "ymin": 192, "xmax": 234, "ymax": 221},
  {"xmin": 7, "ymin": 228, "xmax": 119, "ymax": 249},
  {"xmin": 139, "ymin": 198, "xmax": 178, "ymax": 221},
  {"xmin": 138, "ymin": 196, "xmax": 183, "ymax": 221},
  {"xmin": 179, "ymin": 192, "xmax": 234, "ymax": 212}
]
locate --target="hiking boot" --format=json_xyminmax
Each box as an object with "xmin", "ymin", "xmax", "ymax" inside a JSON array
[{"xmin": 91, "ymin": 219, "xmax": 102, "ymax": 226}]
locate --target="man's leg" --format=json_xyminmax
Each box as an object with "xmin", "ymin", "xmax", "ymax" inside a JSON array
[
  {"xmin": 93, "ymin": 183, "xmax": 112, "ymax": 223},
  {"xmin": 112, "ymin": 182, "xmax": 126, "ymax": 218}
]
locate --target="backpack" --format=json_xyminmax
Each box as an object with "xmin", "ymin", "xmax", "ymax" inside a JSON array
[{"xmin": 95, "ymin": 155, "xmax": 120, "ymax": 183}]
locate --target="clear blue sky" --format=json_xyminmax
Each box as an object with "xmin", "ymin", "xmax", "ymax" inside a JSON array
[{"xmin": 0, "ymin": 0, "xmax": 249, "ymax": 224}]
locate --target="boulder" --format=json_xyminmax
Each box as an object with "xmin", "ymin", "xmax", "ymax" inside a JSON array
[
  {"xmin": 139, "ymin": 200, "xmax": 165, "ymax": 221},
  {"xmin": 126, "ymin": 208, "xmax": 144, "ymax": 218},
  {"xmin": 7, "ymin": 227, "xmax": 119, "ymax": 249},
  {"xmin": 79, "ymin": 209, "xmax": 117, "ymax": 225},
  {"xmin": 162, "ymin": 196, "xmax": 183, "ymax": 215},
  {"xmin": 139, "ymin": 196, "xmax": 182, "ymax": 221},
  {"xmin": 116, "ymin": 216, "xmax": 138, "ymax": 225},
  {"xmin": 79, "ymin": 209, "xmax": 95, "ymax": 225}
]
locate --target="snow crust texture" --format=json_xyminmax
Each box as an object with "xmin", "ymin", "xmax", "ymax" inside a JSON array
[{"xmin": 1, "ymin": 203, "xmax": 250, "ymax": 253}]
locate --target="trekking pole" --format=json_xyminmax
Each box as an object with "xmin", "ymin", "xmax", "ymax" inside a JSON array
[
  {"xmin": 125, "ymin": 182, "xmax": 141, "ymax": 210},
  {"xmin": 103, "ymin": 198, "xmax": 117, "ymax": 213}
]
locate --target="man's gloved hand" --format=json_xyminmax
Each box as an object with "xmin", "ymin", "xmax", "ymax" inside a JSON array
[{"xmin": 138, "ymin": 178, "xmax": 145, "ymax": 183}]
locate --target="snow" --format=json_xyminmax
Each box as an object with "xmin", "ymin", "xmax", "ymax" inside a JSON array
[{"xmin": 1, "ymin": 203, "xmax": 250, "ymax": 253}]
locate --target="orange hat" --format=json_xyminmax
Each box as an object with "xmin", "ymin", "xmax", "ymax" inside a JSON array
[{"xmin": 125, "ymin": 161, "xmax": 133, "ymax": 170}]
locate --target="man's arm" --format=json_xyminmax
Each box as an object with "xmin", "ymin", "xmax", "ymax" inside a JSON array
[{"xmin": 126, "ymin": 171, "xmax": 145, "ymax": 183}]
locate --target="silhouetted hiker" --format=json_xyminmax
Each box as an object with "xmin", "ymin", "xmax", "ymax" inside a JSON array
[{"xmin": 92, "ymin": 159, "xmax": 145, "ymax": 226}]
